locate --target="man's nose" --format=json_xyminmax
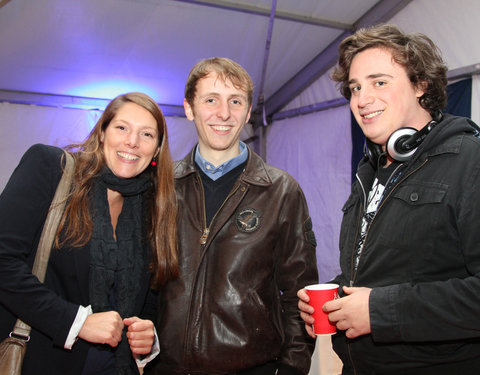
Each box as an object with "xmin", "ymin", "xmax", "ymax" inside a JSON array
[{"xmin": 216, "ymin": 100, "xmax": 231, "ymax": 120}]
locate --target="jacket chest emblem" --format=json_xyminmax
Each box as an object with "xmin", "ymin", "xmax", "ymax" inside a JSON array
[{"xmin": 235, "ymin": 208, "xmax": 261, "ymax": 233}]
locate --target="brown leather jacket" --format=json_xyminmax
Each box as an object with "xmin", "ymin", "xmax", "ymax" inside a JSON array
[{"xmin": 153, "ymin": 146, "xmax": 318, "ymax": 375}]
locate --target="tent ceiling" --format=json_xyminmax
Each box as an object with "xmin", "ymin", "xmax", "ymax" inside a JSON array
[{"xmin": 0, "ymin": 0, "xmax": 412, "ymax": 117}]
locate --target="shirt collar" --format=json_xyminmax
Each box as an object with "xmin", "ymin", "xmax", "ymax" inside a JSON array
[{"xmin": 195, "ymin": 141, "xmax": 248, "ymax": 181}]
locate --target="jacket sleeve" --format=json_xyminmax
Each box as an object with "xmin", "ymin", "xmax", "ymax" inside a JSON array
[
  {"xmin": 370, "ymin": 138, "xmax": 480, "ymax": 343},
  {"xmin": 275, "ymin": 180, "xmax": 318, "ymax": 374},
  {"xmin": 0, "ymin": 144, "xmax": 80, "ymax": 347}
]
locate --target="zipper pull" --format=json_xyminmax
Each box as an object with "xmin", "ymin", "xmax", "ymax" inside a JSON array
[
  {"xmin": 200, "ymin": 228, "xmax": 209, "ymax": 244},
  {"xmin": 349, "ymin": 280, "xmax": 354, "ymax": 287}
]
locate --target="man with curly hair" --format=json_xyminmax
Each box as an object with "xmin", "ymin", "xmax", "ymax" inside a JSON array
[{"xmin": 298, "ymin": 24, "xmax": 480, "ymax": 374}]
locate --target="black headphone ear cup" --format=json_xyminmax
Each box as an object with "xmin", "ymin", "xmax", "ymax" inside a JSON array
[
  {"xmin": 386, "ymin": 127, "xmax": 417, "ymax": 162},
  {"xmin": 364, "ymin": 139, "xmax": 386, "ymax": 168}
]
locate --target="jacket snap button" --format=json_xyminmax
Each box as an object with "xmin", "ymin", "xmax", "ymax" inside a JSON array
[{"xmin": 410, "ymin": 192, "xmax": 419, "ymax": 202}]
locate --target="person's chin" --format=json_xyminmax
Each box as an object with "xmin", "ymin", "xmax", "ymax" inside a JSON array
[{"xmin": 112, "ymin": 168, "xmax": 141, "ymax": 179}]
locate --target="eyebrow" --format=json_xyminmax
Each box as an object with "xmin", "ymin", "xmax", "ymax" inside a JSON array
[
  {"xmin": 112, "ymin": 119, "xmax": 157, "ymax": 130},
  {"xmin": 348, "ymin": 73, "xmax": 394, "ymax": 85},
  {"xmin": 198, "ymin": 92, "xmax": 248, "ymax": 100}
]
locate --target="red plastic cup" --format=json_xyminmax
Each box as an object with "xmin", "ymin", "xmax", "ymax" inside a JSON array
[{"xmin": 305, "ymin": 283, "xmax": 339, "ymax": 335}]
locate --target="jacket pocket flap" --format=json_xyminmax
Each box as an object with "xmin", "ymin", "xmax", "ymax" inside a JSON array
[
  {"xmin": 342, "ymin": 194, "xmax": 358, "ymax": 212},
  {"xmin": 393, "ymin": 183, "xmax": 448, "ymax": 205}
]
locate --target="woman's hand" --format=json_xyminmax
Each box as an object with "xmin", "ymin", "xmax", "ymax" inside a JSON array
[
  {"xmin": 78, "ymin": 311, "xmax": 124, "ymax": 347},
  {"xmin": 124, "ymin": 316, "xmax": 155, "ymax": 357}
]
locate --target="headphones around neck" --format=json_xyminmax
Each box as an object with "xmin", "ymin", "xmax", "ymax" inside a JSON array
[{"xmin": 365, "ymin": 112, "xmax": 443, "ymax": 168}]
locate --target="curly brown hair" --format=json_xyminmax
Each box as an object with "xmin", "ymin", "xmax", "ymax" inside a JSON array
[
  {"xmin": 331, "ymin": 24, "xmax": 448, "ymax": 116},
  {"xmin": 58, "ymin": 92, "xmax": 178, "ymax": 288}
]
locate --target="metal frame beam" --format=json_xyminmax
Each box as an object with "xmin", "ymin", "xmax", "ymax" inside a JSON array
[
  {"xmin": 173, "ymin": 0, "xmax": 352, "ymax": 30},
  {"xmin": 0, "ymin": 89, "xmax": 186, "ymax": 117},
  {"xmin": 447, "ymin": 63, "xmax": 480, "ymax": 81},
  {"xmin": 272, "ymin": 97, "xmax": 348, "ymax": 121}
]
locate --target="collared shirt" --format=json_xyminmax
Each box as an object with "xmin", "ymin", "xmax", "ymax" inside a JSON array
[{"xmin": 194, "ymin": 141, "xmax": 248, "ymax": 181}]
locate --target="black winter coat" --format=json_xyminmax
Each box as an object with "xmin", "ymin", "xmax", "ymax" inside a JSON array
[
  {"xmin": 333, "ymin": 114, "xmax": 480, "ymax": 374},
  {"xmin": 0, "ymin": 145, "xmax": 154, "ymax": 375}
]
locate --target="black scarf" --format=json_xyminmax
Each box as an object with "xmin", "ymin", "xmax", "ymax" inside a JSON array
[{"xmin": 89, "ymin": 167, "xmax": 150, "ymax": 374}]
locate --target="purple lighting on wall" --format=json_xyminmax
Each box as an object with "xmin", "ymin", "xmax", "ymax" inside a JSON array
[{"xmin": 69, "ymin": 79, "xmax": 161, "ymax": 104}]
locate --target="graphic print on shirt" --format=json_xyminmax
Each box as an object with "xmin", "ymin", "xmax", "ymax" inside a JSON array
[{"xmin": 354, "ymin": 177, "xmax": 385, "ymax": 270}]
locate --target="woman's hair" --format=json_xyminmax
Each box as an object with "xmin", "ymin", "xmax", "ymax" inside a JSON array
[
  {"xmin": 184, "ymin": 57, "xmax": 254, "ymax": 108},
  {"xmin": 58, "ymin": 92, "xmax": 178, "ymax": 288},
  {"xmin": 331, "ymin": 24, "xmax": 448, "ymax": 116}
]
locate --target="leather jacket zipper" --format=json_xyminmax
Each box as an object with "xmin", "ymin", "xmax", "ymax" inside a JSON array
[
  {"xmin": 183, "ymin": 173, "xmax": 209, "ymax": 361},
  {"xmin": 200, "ymin": 228, "xmax": 209, "ymax": 244},
  {"xmin": 199, "ymin": 182, "xmax": 242, "ymax": 245},
  {"xmin": 184, "ymin": 174, "xmax": 244, "ymax": 360}
]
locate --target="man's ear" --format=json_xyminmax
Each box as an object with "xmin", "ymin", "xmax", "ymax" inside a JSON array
[
  {"xmin": 245, "ymin": 105, "xmax": 252, "ymax": 124},
  {"xmin": 184, "ymin": 99, "xmax": 194, "ymax": 121},
  {"xmin": 415, "ymin": 80, "xmax": 428, "ymax": 98}
]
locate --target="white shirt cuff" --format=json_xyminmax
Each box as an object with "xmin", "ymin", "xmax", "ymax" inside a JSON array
[
  {"xmin": 135, "ymin": 327, "xmax": 160, "ymax": 366},
  {"xmin": 64, "ymin": 305, "xmax": 93, "ymax": 350}
]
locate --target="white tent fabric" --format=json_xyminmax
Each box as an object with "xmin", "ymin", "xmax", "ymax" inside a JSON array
[
  {"xmin": 0, "ymin": 0, "xmax": 380, "ymax": 107},
  {"xmin": 0, "ymin": 102, "xmax": 98, "ymax": 189},
  {"xmin": 267, "ymin": 106, "xmax": 351, "ymax": 282},
  {"xmin": 0, "ymin": 102, "xmax": 197, "ymax": 190},
  {"xmin": 267, "ymin": 105, "xmax": 350, "ymax": 375}
]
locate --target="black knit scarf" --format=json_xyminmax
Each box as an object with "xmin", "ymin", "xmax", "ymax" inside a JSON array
[{"xmin": 89, "ymin": 167, "xmax": 150, "ymax": 374}]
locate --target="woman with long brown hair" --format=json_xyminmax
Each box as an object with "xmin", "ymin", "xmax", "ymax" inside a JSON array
[{"xmin": 0, "ymin": 92, "xmax": 177, "ymax": 375}]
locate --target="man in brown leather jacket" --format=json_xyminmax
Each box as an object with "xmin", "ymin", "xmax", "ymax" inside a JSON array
[{"xmin": 144, "ymin": 57, "xmax": 318, "ymax": 375}]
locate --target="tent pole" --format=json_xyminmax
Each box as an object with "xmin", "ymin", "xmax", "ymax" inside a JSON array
[{"xmin": 253, "ymin": 0, "xmax": 277, "ymax": 161}]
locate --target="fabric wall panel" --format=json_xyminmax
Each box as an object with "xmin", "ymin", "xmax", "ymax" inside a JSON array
[
  {"xmin": 267, "ymin": 105, "xmax": 351, "ymax": 282},
  {"xmin": 0, "ymin": 102, "xmax": 197, "ymax": 192}
]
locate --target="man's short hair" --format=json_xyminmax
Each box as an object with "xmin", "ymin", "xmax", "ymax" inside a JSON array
[
  {"xmin": 331, "ymin": 24, "xmax": 448, "ymax": 116},
  {"xmin": 184, "ymin": 57, "xmax": 254, "ymax": 108}
]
